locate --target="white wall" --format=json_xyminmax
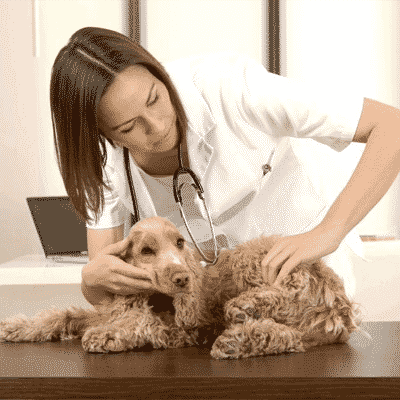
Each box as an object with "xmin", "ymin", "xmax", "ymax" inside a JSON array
[
  {"xmin": 142, "ymin": 0, "xmax": 265, "ymax": 65},
  {"xmin": 281, "ymin": 0, "xmax": 400, "ymax": 237},
  {"xmin": 0, "ymin": 0, "xmax": 127, "ymax": 263}
]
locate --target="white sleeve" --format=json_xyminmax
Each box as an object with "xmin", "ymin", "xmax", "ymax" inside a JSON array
[
  {"xmin": 229, "ymin": 55, "xmax": 365, "ymax": 152},
  {"xmin": 85, "ymin": 165, "xmax": 130, "ymax": 230}
]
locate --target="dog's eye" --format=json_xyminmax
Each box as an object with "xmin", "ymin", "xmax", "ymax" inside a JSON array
[
  {"xmin": 141, "ymin": 247, "xmax": 154, "ymax": 255},
  {"xmin": 176, "ymin": 238, "xmax": 185, "ymax": 249}
]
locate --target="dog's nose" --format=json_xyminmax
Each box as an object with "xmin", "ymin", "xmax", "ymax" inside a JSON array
[{"xmin": 171, "ymin": 272, "xmax": 190, "ymax": 288}]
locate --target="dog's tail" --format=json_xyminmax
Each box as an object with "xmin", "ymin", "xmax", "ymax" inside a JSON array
[{"xmin": 0, "ymin": 307, "xmax": 107, "ymax": 343}]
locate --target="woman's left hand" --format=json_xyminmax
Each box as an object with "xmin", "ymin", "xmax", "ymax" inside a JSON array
[{"xmin": 261, "ymin": 225, "xmax": 345, "ymax": 287}]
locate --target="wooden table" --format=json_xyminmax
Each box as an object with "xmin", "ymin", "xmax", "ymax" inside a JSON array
[{"xmin": 0, "ymin": 286, "xmax": 399, "ymax": 399}]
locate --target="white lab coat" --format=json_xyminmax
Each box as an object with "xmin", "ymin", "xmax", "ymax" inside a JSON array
[{"xmin": 87, "ymin": 52, "xmax": 368, "ymax": 299}]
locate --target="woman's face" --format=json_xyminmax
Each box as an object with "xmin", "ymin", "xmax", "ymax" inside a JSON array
[{"xmin": 98, "ymin": 65, "xmax": 178, "ymax": 158}]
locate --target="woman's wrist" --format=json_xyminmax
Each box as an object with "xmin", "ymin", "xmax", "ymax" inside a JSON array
[
  {"xmin": 315, "ymin": 217, "xmax": 349, "ymax": 244},
  {"xmin": 81, "ymin": 280, "xmax": 114, "ymax": 308}
]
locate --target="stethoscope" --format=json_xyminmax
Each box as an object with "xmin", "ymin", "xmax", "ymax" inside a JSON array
[{"xmin": 123, "ymin": 142, "xmax": 220, "ymax": 265}]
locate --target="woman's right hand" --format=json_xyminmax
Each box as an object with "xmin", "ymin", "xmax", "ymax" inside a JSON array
[{"xmin": 81, "ymin": 237, "xmax": 154, "ymax": 307}]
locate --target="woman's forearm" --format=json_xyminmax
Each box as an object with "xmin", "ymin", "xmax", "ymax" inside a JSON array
[{"xmin": 320, "ymin": 116, "xmax": 400, "ymax": 238}]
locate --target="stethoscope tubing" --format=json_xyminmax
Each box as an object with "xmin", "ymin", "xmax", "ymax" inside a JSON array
[
  {"xmin": 124, "ymin": 146, "xmax": 140, "ymax": 225},
  {"xmin": 123, "ymin": 142, "xmax": 220, "ymax": 265}
]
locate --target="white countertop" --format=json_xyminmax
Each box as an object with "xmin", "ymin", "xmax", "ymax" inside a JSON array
[{"xmin": 0, "ymin": 254, "xmax": 84, "ymax": 285}]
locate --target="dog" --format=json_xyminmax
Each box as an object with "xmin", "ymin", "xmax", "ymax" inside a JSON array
[{"xmin": 0, "ymin": 216, "xmax": 362, "ymax": 359}]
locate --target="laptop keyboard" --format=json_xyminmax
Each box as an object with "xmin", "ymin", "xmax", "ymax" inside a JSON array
[{"xmin": 50, "ymin": 255, "xmax": 89, "ymax": 264}]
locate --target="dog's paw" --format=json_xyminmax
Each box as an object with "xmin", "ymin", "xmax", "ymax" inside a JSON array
[
  {"xmin": 0, "ymin": 317, "xmax": 32, "ymax": 342},
  {"xmin": 225, "ymin": 297, "xmax": 261, "ymax": 324},
  {"xmin": 0, "ymin": 321, "xmax": 23, "ymax": 342},
  {"xmin": 210, "ymin": 333, "xmax": 243, "ymax": 359},
  {"xmin": 211, "ymin": 320, "xmax": 305, "ymax": 359},
  {"xmin": 210, "ymin": 323, "xmax": 255, "ymax": 359},
  {"xmin": 82, "ymin": 326, "xmax": 129, "ymax": 353}
]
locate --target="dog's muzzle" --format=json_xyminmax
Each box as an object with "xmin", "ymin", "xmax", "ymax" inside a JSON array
[
  {"xmin": 160, "ymin": 264, "xmax": 191, "ymax": 293},
  {"xmin": 171, "ymin": 271, "xmax": 190, "ymax": 288}
]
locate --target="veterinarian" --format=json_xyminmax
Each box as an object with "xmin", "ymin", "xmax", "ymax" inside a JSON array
[{"xmin": 51, "ymin": 28, "xmax": 400, "ymax": 307}]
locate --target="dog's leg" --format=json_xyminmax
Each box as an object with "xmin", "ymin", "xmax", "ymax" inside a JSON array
[
  {"xmin": 81, "ymin": 309, "xmax": 171, "ymax": 353},
  {"xmin": 0, "ymin": 307, "xmax": 100, "ymax": 343},
  {"xmin": 224, "ymin": 286, "xmax": 298, "ymax": 326},
  {"xmin": 210, "ymin": 318, "xmax": 304, "ymax": 359},
  {"xmin": 223, "ymin": 285, "xmax": 355, "ymax": 351}
]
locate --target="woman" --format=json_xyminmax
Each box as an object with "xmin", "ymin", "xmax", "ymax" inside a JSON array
[{"xmin": 51, "ymin": 27, "xmax": 400, "ymax": 308}]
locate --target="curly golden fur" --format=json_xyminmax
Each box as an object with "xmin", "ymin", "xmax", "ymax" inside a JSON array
[{"xmin": 0, "ymin": 217, "xmax": 362, "ymax": 359}]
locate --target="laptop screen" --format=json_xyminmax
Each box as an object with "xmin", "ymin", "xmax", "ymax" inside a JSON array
[{"xmin": 26, "ymin": 197, "xmax": 88, "ymax": 257}]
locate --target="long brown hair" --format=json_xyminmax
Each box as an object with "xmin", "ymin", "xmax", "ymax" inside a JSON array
[{"xmin": 50, "ymin": 27, "xmax": 188, "ymax": 224}]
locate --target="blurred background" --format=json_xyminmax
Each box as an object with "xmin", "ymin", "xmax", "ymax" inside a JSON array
[{"xmin": 1, "ymin": 0, "xmax": 399, "ymax": 264}]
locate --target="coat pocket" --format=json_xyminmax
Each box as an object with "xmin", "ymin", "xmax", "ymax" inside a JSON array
[{"xmin": 243, "ymin": 137, "xmax": 328, "ymax": 238}]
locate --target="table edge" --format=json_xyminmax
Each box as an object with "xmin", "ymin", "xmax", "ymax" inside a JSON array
[{"xmin": 1, "ymin": 377, "xmax": 400, "ymax": 399}]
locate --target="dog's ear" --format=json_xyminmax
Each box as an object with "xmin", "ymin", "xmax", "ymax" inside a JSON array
[
  {"xmin": 119, "ymin": 242, "xmax": 134, "ymax": 264},
  {"xmin": 118, "ymin": 231, "xmax": 143, "ymax": 265}
]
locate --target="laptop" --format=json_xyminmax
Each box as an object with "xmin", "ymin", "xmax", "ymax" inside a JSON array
[{"xmin": 26, "ymin": 196, "xmax": 89, "ymax": 264}]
